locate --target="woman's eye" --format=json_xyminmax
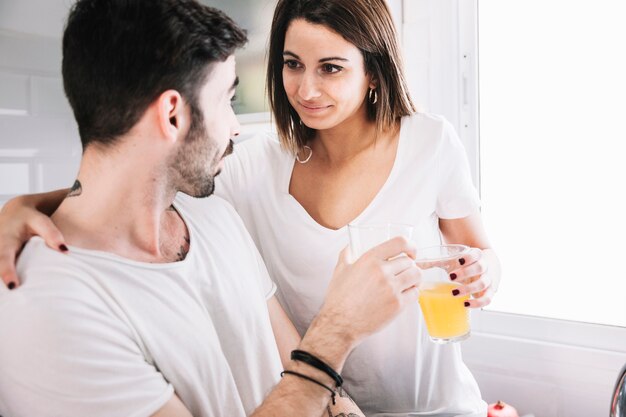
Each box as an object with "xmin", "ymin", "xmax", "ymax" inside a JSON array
[
  {"xmin": 322, "ymin": 63, "xmax": 342, "ymax": 74},
  {"xmin": 283, "ymin": 60, "xmax": 300, "ymax": 69}
]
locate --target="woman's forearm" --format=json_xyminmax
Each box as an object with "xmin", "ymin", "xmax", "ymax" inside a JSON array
[{"xmin": 14, "ymin": 188, "xmax": 69, "ymax": 216}]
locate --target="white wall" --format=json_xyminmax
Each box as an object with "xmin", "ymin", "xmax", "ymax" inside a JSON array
[{"xmin": 0, "ymin": 30, "xmax": 81, "ymax": 206}]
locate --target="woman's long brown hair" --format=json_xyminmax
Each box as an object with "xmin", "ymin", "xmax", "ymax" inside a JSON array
[{"xmin": 267, "ymin": 0, "xmax": 416, "ymax": 154}]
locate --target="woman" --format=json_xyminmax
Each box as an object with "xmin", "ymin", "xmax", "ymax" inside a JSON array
[{"xmin": 0, "ymin": 0, "xmax": 500, "ymax": 415}]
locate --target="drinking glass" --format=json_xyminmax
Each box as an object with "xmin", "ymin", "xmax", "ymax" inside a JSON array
[
  {"xmin": 415, "ymin": 244, "xmax": 471, "ymax": 344},
  {"xmin": 347, "ymin": 223, "xmax": 414, "ymax": 262}
]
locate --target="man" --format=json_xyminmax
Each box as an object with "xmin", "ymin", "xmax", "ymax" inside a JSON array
[{"xmin": 0, "ymin": 1, "xmax": 421, "ymax": 416}]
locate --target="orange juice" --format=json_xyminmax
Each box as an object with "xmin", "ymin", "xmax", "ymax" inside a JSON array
[{"xmin": 418, "ymin": 283, "xmax": 470, "ymax": 341}]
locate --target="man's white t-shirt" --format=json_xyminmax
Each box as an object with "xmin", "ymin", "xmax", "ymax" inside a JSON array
[
  {"xmin": 0, "ymin": 194, "xmax": 282, "ymax": 417},
  {"xmin": 217, "ymin": 113, "xmax": 487, "ymax": 417}
]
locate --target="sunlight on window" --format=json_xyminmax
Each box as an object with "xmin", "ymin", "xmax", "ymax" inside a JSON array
[{"xmin": 479, "ymin": 1, "xmax": 626, "ymax": 326}]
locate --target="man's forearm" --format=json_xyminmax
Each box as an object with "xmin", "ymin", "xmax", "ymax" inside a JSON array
[{"xmin": 251, "ymin": 312, "xmax": 360, "ymax": 417}]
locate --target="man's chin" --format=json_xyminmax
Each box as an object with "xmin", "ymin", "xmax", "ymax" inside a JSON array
[
  {"xmin": 180, "ymin": 180, "xmax": 215, "ymax": 199},
  {"xmin": 195, "ymin": 183, "xmax": 215, "ymax": 199}
]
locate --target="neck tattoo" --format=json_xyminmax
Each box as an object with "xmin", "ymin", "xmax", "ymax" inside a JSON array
[{"xmin": 67, "ymin": 180, "xmax": 83, "ymax": 198}]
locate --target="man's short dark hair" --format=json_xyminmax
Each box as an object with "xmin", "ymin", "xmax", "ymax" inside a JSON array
[{"xmin": 62, "ymin": 0, "xmax": 247, "ymax": 149}]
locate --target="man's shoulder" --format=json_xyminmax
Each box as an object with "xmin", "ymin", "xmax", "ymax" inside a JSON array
[
  {"xmin": 15, "ymin": 237, "xmax": 94, "ymax": 288},
  {"xmin": 1, "ymin": 251, "xmax": 109, "ymax": 356},
  {"xmin": 6, "ymin": 238, "xmax": 114, "ymax": 322}
]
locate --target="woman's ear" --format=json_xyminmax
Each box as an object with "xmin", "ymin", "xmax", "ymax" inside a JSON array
[
  {"xmin": 156, "ymin": 90, "xmax": 189, "ymax": 143},
  {"xmin": 369, "ymin": 75, "xmax": 379, "ymax": 91}
]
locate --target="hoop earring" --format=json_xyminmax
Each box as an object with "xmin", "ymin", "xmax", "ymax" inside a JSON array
[
  {"xmin": 296, "ymin": 145, "xmax": 313, "ymax": 164},
  {"xmin": 368, "ymin": 88, "xmax": 378, "ymax": 104}
]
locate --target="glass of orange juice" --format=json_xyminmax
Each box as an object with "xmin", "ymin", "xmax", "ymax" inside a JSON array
[{"xmin": 415, "ymin": 244, "xmax": 471, "ymax": 344}]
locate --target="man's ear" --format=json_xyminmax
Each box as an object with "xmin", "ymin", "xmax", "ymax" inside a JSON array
[{"xmin": 156, "ymin": 90, "xmax": 189, "ymax": 143}]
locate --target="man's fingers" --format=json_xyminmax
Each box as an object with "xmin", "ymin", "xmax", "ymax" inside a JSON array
[
  {"xmin": 382, "ymin": 255, "xmax": 415, "ymax": 276},
  {"xmin": 28, "ymin": 215, "xmax": 67, "ymax": 253},
  {"xmin": 368, "ymin": 237, "xmax": 417, "ymax": 261},
  {"xmin": 400, "ymin": 285, "xmax": 420, "ymax": 306},
  {"xmin": 337, "ymin": 246, "xmax": 351, "ymax": 264},
  {"xmin": 393, "ymin": 266, "xmax": 422, "ymax": 293}
]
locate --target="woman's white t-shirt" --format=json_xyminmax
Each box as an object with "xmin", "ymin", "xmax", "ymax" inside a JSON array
[{"xmin": 217, "ymin": 113, "xmax": 486, "ymax": 417}]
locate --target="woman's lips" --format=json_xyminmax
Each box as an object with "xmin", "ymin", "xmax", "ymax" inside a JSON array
[{"xmin": 299, "ymin": 102, "xmax": 331, "ymax": 113}]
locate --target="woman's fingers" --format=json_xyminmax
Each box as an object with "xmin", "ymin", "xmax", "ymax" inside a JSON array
[
  {"xmin": 449, "ymin": 248, "xmax": 486, "ymax": 283},
  {"xmin": 464, "ymin": 284, "xmax": 495, "ymax": 308},
  {"xmin": 0, "ymin": 250, "xmax": 19, "ymax": 289},
  {"xmin": 0, "ymin": 205, "xmax": 68, "ymax": 289},
  {"xmin": 452, "ymin": 273, "xmax": 494, "ymax": 308},
  {"xmin": 27, "ymin": 214, "xmax": 68, "ymax": 253}
]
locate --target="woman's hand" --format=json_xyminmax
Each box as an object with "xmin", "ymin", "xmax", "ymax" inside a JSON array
[
  {"xmin": 439, "ymin": 213, "xmax": 502, "ymax": 309},
  {"xmin": 448, "ymin": 247, "xmax": 500, "ymax": 308},
  {"xmin": 0, "ymin": 195, "xmax": 67, "ymax": 289}
]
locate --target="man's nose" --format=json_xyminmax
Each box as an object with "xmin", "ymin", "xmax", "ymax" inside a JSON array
[{"xmin": 231, "ymin": 114, "xmax": 241, "ymax": 140}]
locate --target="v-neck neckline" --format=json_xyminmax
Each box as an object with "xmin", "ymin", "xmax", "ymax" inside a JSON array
[{"xmin": 282, "ymin": 117, "xmax": 408, "ymax": 233}]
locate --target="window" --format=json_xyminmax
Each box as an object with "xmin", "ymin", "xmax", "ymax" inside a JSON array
[{"xmin": 477, "ymin": 1, "xmax": 626, "ymax": 327}]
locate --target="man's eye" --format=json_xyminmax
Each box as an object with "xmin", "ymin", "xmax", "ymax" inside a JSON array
[
  {"xmin": 283, "ymin": 60, "xmax": 301, "ymax": 69},
  {"xmin": 322, "ymin": 63, "xmax": 342, "ymax": 74}
]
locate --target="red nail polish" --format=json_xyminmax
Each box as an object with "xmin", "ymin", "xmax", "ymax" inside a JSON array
[
  {"xmin": 459, "ymin": 258, "xmax": 466, "ymax": 265},
  {"xmin": 60, "ymin": 244, "xmax": 69, "ymax": 252},
  {"xmin": 452, "ymin": 289, "xmax": 460, "ymax": 296},
  {"xmin": 8, "ymin": 282, "xmax": 16, "ymax": 290},
  {"xmin": 464, "ymin": 301, "xmax": 470, "ymax": 307},
  {"xmin": 450, "ymin": 273, "xmax": 457, "ymax": 280}
]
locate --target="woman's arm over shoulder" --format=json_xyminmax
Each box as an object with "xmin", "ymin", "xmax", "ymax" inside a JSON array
[{"xmin": 0, "ymin": 189, "xmax": 69, "ymax": 288}]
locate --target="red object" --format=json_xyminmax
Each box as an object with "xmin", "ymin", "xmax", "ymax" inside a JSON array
[{"xmin": 487, "ymin": 400, "xmax": 519, "ymax": 417}]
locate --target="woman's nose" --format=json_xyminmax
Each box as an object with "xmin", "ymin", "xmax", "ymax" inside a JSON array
[{"xmin": 297, "ymin": 72, "xmax": 322, "ymax": 100}]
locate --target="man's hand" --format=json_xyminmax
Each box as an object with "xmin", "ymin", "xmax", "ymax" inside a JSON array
[
  {"xmin": 250, "ymin": 237, "xmax": 422, "ymax": 417},
  {"xmin": 319, "ymin": 237, "xmax": 421, "ymax": 351},
  {"xmin": 300, "ymin": 236, "xmax": 422, "ymax": 371},
  {"xmin": 0, "ymin": 193, "xmax": 67, "ymax": 288}
]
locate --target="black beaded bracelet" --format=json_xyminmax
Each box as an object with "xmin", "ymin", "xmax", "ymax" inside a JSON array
[
  {"xmin": 291, "ymin": 349, "xmax": 343, "ymax": 387},
  {"xmin": 281, "ymin": 370, "xmax": 337, "ymax": 405}
]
